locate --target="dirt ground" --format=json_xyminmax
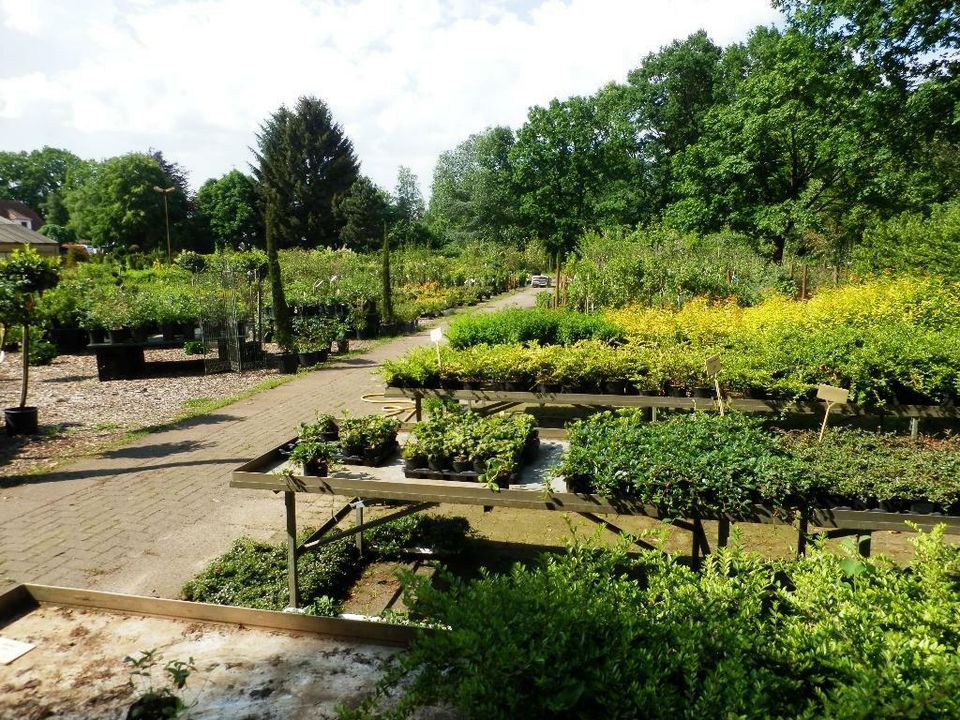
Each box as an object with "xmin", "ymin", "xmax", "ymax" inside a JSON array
[
  {"xmin": 0, "ymin": 343, "xmax": 377, "ymax": 479},
  {"xmin": 0, "ymin": 604, "xmax": 456, "ymax": 720}
]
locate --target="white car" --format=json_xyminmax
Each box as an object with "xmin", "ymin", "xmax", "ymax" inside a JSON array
[{"xmin": 531, "ymin": 274, "xmax": 550, "ymax": 288}]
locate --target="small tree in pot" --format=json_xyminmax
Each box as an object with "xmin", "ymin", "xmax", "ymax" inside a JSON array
[{"xmin": 0, "ymin": 247, "xmax": 60, "ymax": 435}]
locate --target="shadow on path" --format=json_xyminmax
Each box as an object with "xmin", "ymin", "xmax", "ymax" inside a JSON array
[{"xmin": 0, "ymin": 456, "xmax": 245, "ymax": 488}]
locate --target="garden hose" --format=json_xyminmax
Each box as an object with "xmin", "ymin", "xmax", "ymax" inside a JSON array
[{"xmin": 360, "ymin": 392, "xmax": 418, "ymax": 422}]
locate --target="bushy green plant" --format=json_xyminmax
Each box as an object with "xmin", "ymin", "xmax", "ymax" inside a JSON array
[
  {"xmin": 784, "ymin": 429, "xmax": 960, "ymax": 511},
  {"xmin": 343, "ymin": 530, "xmax": 960, "ymax": 720},
  {"xmin": 407, "ymin": 407, "xmax": 536, "ymax": 487},
  {"xmin": 557, "ymin": 411, "xmax": 805, "ymax": 518}
]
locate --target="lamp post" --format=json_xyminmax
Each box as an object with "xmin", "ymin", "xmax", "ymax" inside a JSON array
[{"xmin": 153, "ymin": 185, "xmax": 175, "ymax": 264}]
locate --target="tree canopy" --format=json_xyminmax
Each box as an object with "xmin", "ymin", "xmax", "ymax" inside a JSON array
[
  {"xmin": 195, "ymin": 170, "xmax": 263, "ymax": 249},
  {"xmin": 252, "ymin": 96, "xmax": 360, "ymax": 249},
  {"xmin": 63, "ymin": 153, "xmax": 188, "ymax": 252}
]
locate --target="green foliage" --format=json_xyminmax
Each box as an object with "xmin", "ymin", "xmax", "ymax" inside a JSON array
[
  {"xmin": 194, "ymin": 170, "xmax": 262, "ymax": 248},
  {"xmin": 853, "ymin": 199, "xmax": 960, "ymax": 279},
  {"xmin": 174, "ymin": 250, "xmax": 207, "ymax": 275},
  {"xmin": 180, "ymin": 514, "xmax": 470, "ymax": 611},
  {"xmin": 337, "ymin": 413, "xmax": 401, "ymax": 456},
  {"xmin": 385, "ymin": 276, "xmax": 960, "ymax": 409},
  {"xmin": 427, "ymin": 126, "xmax": 519, "ymax": 245},
  {"xmin": 253, "ymin": 96, "xmax": 360, "ymax": 250},
  {"xmin": 63, "ymin": 153, "xmax": 188, "ymax": 252},
  {"xmin": 784, "ymin": 429, "xmax": 960, "ymax": 511},
  {"xmin": 408, "ymin": 407, "xmax": 536, "ymax": 486},
  {"xmin": 0, "ymin": 146, "xmax": 86, "ymax": 213},
  {"xmin": 564, "ymin": 227, "xmax": 793, "ymax": 310},
  {"xmin": 335, "ymin": 176, "xmax": 391, "ymax": 252},
  {"xmin": 344, "ymin": 530, "xmax": 960, "ymax": 719},
  {"xmin": 124, "ymin": 648, "xmax": 195, "ymax": 719},
  {"xmin": 445, "ymin": 307, "xmax": 623, "ymax": 349},
  {"xmin": 558, "ymin": 412, "xmax": 804, "ymax": 518},
  {"xmin": 182, "ymin": 340, "xmax": 205, "ymax": 355}
]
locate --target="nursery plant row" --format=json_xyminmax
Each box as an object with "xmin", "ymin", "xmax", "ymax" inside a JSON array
[
  {"xmin": 385, "ymin": 277, "xmax": 960, "ymax": 408},
  {"xmin": 281, "ymin": 410, "xmax": 960, "ymax": 522},
  {"xmin": 557, "ymin": 412, "xmax": 960, "ymax": 520}
]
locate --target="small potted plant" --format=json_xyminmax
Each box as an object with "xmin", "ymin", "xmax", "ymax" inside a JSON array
[
  {"xmin": 401, "ymin": 441, "xmax": 427, "ymax": 473},
  {"xmin": 289, "ymin": 439, "xmax": 337, "ymax": 476},
  {"xmin": 0, "ymin": 248, "xmax": 60, "ymax": 435}
]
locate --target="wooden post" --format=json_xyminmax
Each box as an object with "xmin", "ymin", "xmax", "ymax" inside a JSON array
[
  {"xmin": 797, "ymin": 514, "xmax": 809, "ymax": 557},
  {"xmin": 415, "ymin": 396, "xmax": 422, "ymax": 422},
  {"xmin": 284, "ymin": 491, "xmax": 299, "ymax": 609},
  {"xmin": 717, "ymin": 519, "xmax": 730, "ymax": 549},
  {"xmin": 354, "ymin": 500, "xmax": 365, "ymax": 556},
  {"xmin": 910, "ymin": 417, "xmax": 919, "ymax": 440},
  {"xmin": 650, "ymin": 406, "xmax": 658, "ymax": 423}
]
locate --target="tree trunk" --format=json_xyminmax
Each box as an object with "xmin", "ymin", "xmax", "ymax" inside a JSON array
[
  {"xmin": 381, "ymin": 227, "xmax": 393, "ymax": 324},
  {"xmin": 20, "ymin": 320, "xmax": 29, "ymax": 408},
  {"xmin": 265, "ymin": 205, "xmax": 293, "ymax": 351}
]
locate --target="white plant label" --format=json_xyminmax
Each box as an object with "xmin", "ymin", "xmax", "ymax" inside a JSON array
[
  {"xmin": 429, "ymin": 328, "xmax": 444, "ymax": 343},
  {"xmin": 817, "ymin": 384, "xmax": 849, "ymax": 404},
  {"xmin": 705, "ymin": 355, "xmax": 721, "ymax": 377},
  {"xmin": 0, "ymin": 636, "xmax": 34, "ymax": 664}
]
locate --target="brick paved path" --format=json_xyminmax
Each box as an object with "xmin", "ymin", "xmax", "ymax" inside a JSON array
[{"xmin": 0, "ymin": 288, "xmax": 539, "ymax": 598}]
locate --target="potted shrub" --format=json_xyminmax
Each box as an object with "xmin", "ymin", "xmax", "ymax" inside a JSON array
[
  {"xmin": 401, "ymin": 441, "xmax": 427, "ymax": 472},
  {"xmin": 338, "ymin": 413, "xmax": 401, "ymax": 463},
  {"xmin": 289, "ymin": 439, "xmax": 337, "ymax": 476},
  {"xmin": 0, "ymin": 248, "xmax": 60, "ymax": 435}
]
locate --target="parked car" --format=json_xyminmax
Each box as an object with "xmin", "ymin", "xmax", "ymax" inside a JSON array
[{"xmin": 531, "ymin": 274, "xmax": 550, "ymax": 288}]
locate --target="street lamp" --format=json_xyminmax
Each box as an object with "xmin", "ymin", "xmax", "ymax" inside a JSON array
[{"xmin": 152, "ymin": 185, "xmax": 175, "ymax": 264}]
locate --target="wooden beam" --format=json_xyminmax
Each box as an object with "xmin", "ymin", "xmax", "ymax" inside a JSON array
[
  {"xmin": 381, "ymin": 386, "xmax": 960, "ymax": 419},
  {"xmin": 3, "ymin": 584, "xmax": 421, "ymax": 646},
  {"xmin": 301, "ymin": 503, "xmax": 437, "ymax": 551}
]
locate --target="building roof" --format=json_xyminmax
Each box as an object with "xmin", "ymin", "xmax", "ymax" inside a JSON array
[
  {"xmin": 0, "ymin": 217, "xmax": 58, "ymax": 246},
  {"xmin": 0, "ymin": 199, "xmax": 43, "ymax": 228}
]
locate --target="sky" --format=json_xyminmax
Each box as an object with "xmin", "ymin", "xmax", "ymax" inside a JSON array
[{"xmin": 0, "ymin": 0, "xmax": 781, "ymax": 197}]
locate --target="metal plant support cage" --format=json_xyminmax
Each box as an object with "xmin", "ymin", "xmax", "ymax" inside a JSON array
[{"xmin": 199, "ymin": 265, "xmax": 267, "ymax": 374}]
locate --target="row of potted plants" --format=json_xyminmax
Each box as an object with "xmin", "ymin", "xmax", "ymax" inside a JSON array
[
  {"xmin": 555, "ymin": 411, "xmax": 960, "ymax": 518},
  {"xmin": 288, "ymin": 412, "xmax": 402, "ymax": 475},
  {"xmin": 382, "ymin": 328, "xmax": 959, "ymax": 408},
  {"xmin": 402, "ymin": 408, "xmax": 538, "ymax": 488},
  {"xmin": 382, "ymin": 276, "xmax": 960, "ymax": 407}
]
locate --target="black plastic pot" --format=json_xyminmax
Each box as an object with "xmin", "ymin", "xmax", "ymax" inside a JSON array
[
  {"xmin": 334, "ymin": 339, "xmax": 350, "ymax": 355},
  {"xmin": 5, "ymin": 406, "xmax": 38, "ymax": 436},
  {"xmin": 301, "ymin": 459, "xmax": 328, "ymax": 477},
  {"xmin": 107, "ymin": 328, "xmax": 132, "ymax": 344},
  {"xmin": 275, "ymin": 352, "xmax": 299, "ymax": 374},
  {"xmin": 298, "ymin": 350, "xmax": 322, "ymax": 367}
]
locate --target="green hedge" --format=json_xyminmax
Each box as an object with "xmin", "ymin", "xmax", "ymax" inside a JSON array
[
  {"xmin": 445, "ymin": 307, "xmax": 623, "ymax": 349},
  {"xmin": 343, "ymin": 533, "xmax": 960, "ymax": 719}
]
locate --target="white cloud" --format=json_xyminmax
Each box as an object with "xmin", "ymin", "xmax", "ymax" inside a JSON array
[{"xmin": 0, "ymin": 0, "xmax": 781, "ymax": 194}]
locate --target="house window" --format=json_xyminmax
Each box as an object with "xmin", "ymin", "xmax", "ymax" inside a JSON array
[{"xmin": 17, "ymin": 219, "xmax": 31, "ymax": 229}]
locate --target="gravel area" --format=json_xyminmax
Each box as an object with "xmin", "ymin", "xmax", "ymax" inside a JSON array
[{"xmin": 0, "ymin": 347, "xmax": 288, "ymax": 479}]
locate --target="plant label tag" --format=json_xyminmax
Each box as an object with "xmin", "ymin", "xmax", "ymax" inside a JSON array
[
  {"xmin": 429, "ymin": 328, "xmax": 443, "ymax": 343},
  {"xmin": 0, "ymin": 636, "xmax": 34, "ymax": 664},
  {"xmin": 705, "ymin": 355, "xmax": 721, "ymax": 377},
  {"xmin": 817, "ymin": 384, "xmax": 849, "ymax": 404}
]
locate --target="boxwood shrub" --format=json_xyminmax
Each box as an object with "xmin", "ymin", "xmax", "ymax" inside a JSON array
[{"xmin": 343, "ymin": 531, "xmax": 960, "ymax": 719}]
